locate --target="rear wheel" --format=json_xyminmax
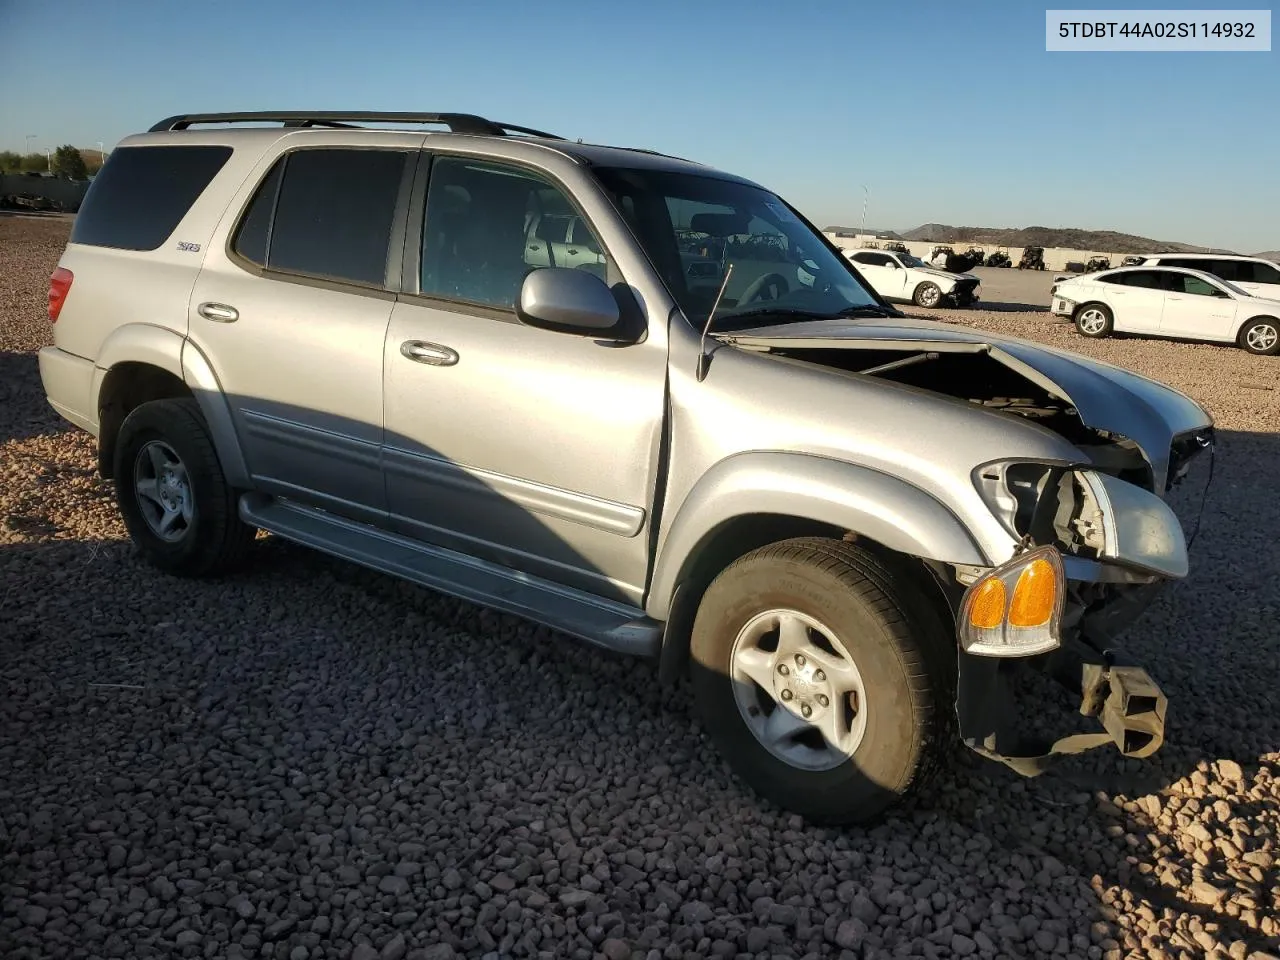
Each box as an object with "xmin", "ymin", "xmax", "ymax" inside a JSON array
[
  {"xmin": 113, "ymin": 398, "xmax": 256, "ymax": 577},
  {"xmin": 1239, "ymin": 317, "xmax": 1280, "ymax": 356},
  {"xmin": 689, "ymin": 538, "xmax": 951, "ymax": 824},
  {"xmin": 1074, "ymin": 302, "xmax": 1113, "ymax": 338}
]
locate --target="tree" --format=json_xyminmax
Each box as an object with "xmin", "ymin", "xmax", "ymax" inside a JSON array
[
  {"xmin": 0, "ymin": 150, "xmax": 22, "ymax": 173},
  {"xmin": 52, "ymin": 145, "xmax": 87, "ymax": 180},
  {"xmin": 20, "ymin": 153, "xmax": 48, "ymax": 173}
]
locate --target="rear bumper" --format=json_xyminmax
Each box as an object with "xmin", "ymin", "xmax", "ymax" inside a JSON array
[{"xmin": 38, "ymin": 345, "xmax": 98, "ymax": 436}]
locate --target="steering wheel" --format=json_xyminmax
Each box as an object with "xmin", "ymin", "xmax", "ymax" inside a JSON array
[{"xmin": 737, "ymin": 272, "xmax": 790, "ymax": 305}]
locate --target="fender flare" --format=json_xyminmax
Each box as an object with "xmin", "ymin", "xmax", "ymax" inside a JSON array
[
  {"xmin": 89, "ymin": 324, "xmax": 250, "ymax": 488},
  {"xmin": 645, "ymin": 451, "xmax": 989, "ymax": 618}
]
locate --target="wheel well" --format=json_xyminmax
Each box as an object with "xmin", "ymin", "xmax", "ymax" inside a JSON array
[
  {"xmin": 97, "ymin": 362, "xmax": 193, "ymax": 479},
  {"xmin": 656, "ymin": 514, "xmax": 959, "ymax": 685}
]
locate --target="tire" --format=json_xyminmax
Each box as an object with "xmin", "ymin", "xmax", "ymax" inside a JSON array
[
  {"xmin": 1074, "ymin": 302, "xmax": 1113, "ymax": 338},
  {"xmin": 113, "ymin": 397, "xmax": 256, "ymax": 578},
  {"xmin": 688, "ymin": 537, "xmax": 952, "ymax": 825},
  {"xmin": 913, "ymin": 282, "xmax": 943, "ymax": 308},
  {"xmin": 1238, "ymin": 316, "xmax": 1280, "ymax": 356}
]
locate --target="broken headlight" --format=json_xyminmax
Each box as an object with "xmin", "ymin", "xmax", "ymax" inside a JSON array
[
  {"xmin": 973, "ymin": 460, "xmax": 1106, "ymax": 559},
  {"xmin": 974, "ymin": 460, "xmax": 1189, "ymax": 579}
]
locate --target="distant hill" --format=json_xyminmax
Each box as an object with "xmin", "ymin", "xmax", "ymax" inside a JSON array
[
  {"xmin": 1255, "ymin": 251, "xmax": 1280, "ymax": 262},
  {"xmin": 895, "ymin": 223, "xmax": 1235, "ymax": 255}
]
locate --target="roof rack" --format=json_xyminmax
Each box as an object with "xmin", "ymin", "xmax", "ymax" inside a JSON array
[{"xmin": 146, "ymin": 112, "xmax": 563, "ymax": 139}]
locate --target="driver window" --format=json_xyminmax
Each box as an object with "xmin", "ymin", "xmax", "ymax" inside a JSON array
[{"xmin": 420, "ymin": 157, "xmax": 610, "ymax": 310}]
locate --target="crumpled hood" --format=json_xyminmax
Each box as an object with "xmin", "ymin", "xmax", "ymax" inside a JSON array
[
  {"xmin": 717, "ymin": 316, "xmax": 1213, "ymax": 489},
  {"xmin": 918, "ymin": 267, "xmax": 978, "ymax": 283}
]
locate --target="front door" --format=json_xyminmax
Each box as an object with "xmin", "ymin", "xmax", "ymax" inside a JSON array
[
  {"xmin": 186, "ymin": 136, "xmax": 420, "ymax": 523},
  {"xmin": 381, "ymin": 154, "xmax": 667, "ymax": 604},
  {"xmin": 1158, "ymin": 270, "xmax": 1239, "ymax": 341}
]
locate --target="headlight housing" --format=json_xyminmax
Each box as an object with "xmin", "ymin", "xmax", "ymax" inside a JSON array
[
  {"xmin": 973, "ymin": 459, "xmax": 1188, "ymax": 579},
  {"xmin": 973, "ymin": 460, "xmax": 1107, "ymax": 559}
]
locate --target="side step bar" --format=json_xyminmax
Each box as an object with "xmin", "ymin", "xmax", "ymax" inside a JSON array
[{"xmin": 238, "ymin": 493, "xmax": 662, "ymax": 658}]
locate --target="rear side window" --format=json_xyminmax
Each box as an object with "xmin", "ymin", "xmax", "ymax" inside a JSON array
[
  {"xmin": 70, "ymin": 145, "xmax": 232, "ymax": 251},
  {"xmin": 1238, "ymin": 261, "xmax": 1280, "ymax": 285},
  {"xmin": 232, "ymin": 148, "xmax": 410, "ymax": 287}
]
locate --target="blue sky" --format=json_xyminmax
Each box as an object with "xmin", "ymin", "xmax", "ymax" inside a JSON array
[{"xmin": 2, "ymin": 0, "xmax": 1276, "ymax": 251}]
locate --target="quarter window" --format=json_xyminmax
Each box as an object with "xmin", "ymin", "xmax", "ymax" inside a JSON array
[
  {"xmin": 232, "ymin": 147, "xmax": 410, "ymax": 287},
  {"xmin": 419, "ymin": 157, "xmax": 609, "ymax": 310},
  {"xmin": 70, "ymin": 145, "xmax": 232, "ymax": 251},
  {"xmin": 1238, "ymin": 261, "xmax": 1280, "ymax": 285}
]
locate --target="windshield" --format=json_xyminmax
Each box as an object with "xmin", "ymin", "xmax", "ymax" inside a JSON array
[{"xmin": 590, "ymin": 166, "xmax": 883, "ymax": 329}]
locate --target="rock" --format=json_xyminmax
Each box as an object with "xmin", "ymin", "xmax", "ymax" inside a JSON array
[
  {"xmin": 379, "ymin": 875, "xmax": 410, "ymax": 896},
  {"xmin": 834, "ymin": 919, "xmax": 868, "ymax": 949},
  {"xmin": 601, "ymin": 938, "xmax": 630, "ymax": 960},
  {"xmin": 381, "ymin": 934, "xmax": 407, "ymax": 960},
  {"xmin": 560, "ymin": 890, "xmax": 592, "ymax": 908},
  {"xmin": 850, "ymin": 894, "xmax": 880, "ymax": 925},
  {"xmin": 1190, "ymin": 881, "xmax": 1225, "ymax": 905},
  {"xmin": 952, "ymin": 934, "xmax": 976, "ymax": 956},
  {"xmin": 1217, "ymin": 759, "xmax": 1244, "ymax": 781},
  {"xmin": 680, "ymin": 901, "xmax": 713, "ymax": 924},
  {"xmin": 351, "ymin": 946, "xmax": 379, "ymax": 960}
]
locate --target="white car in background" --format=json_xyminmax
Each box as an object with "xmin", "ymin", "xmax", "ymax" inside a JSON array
[
  {"xmin": 845, "ymin": 248, "xmax": 980, "ymax": 308},
  {"xmin": 1050, "ymin": 264, "xmax": 1280, "ymax": 355},
  {"xmin": 1131, "ymin": 253, "xmax": 1280, "ymax": 302}
]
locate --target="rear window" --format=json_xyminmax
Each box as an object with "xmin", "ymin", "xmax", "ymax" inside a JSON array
[
  {"xmin": 232, "ymin": 147, "xmax": 409, "ymax": 287},
  {"xmin": 70, "ymin": 145, "xmax": 232, "ymax": 251}
]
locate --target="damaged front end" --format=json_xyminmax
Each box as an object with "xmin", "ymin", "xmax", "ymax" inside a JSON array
[{"xmin": 951, "ymin": 427, "xmax": 1215, "ymax": 776}]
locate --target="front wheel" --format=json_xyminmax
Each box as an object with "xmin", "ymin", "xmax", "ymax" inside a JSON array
[
  {"xmin": 913, "ymin": 282, "xmax": 942, "ymax": 308},
  {"xmin": 689, "ymin": 538, "xmax": 951, "ymax": 824},
  {"xmin": 113, "ymin": 397, "xmax": 257, "ymax": 578},
  {"xmin": 1239, "ymin": 317, "xmax": 1280, "ymax": 356}
]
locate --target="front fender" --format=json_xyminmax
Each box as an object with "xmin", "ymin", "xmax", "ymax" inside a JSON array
[{"xmin": 645, "ymin": 451, "xmax": 990, "ymax": 617}]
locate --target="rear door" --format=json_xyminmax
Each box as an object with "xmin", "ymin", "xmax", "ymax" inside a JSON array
[
  {"xmin": 1158, "ymin": 270, "xmax": 1239, "ymax": 341},
  {"xmin": 186, "ymin": 134, "xmax": 420, "ymax": 524},
  {"xmin": 1097, "ymin": 270, "xmax": 1166, "ymax": 332}
]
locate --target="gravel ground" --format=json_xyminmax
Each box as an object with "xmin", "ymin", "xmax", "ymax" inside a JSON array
[{"xmin": 2, "ymin": 213, "xmax": 1278, "ymax": 960}]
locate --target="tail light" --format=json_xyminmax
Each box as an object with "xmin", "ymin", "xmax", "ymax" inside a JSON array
[{"xmin": 49, "ymin": 267, "xmax": 73, "ymax": 323}]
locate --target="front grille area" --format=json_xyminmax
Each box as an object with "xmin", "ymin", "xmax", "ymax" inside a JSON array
[{"xmin": 1164, "ymin": 428, "xmax": 1215, "ymax": 540}]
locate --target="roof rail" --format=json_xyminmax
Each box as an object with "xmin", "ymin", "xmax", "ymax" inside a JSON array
[{"xmin": 146, "ymin": 111, "xmax": 563, "ymax": 139}]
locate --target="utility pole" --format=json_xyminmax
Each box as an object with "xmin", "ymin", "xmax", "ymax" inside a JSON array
[{"xmin": 860, "ymin": 184, "xmax": 869, "ymax": 238}]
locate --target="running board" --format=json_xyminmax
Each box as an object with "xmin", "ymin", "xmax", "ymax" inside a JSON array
[{"xmin": 238, "ymin": 493, "xmax": 662, "ymax": 658}]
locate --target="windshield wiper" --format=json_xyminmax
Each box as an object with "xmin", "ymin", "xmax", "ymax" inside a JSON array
[{"xmin": 715, "ymin": 303, "xmax": 901, "ymax": 327}]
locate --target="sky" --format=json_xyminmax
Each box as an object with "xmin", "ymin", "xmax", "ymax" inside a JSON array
[{"xmin": 1, "ymin": 0, "xmax": 1277, "ymax": 252}]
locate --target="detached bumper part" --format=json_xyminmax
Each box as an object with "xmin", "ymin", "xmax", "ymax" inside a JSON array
[
  {"xmin": 956, "ymin": 644, "xmax": 1168, "ymax": 777},
  {"xmin": 954, "ymin": 544, "xmax": 1168, "ymax": 776}
]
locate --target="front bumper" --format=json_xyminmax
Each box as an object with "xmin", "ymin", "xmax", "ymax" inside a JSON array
[{"xmin": 956, "ymin": 618, "xmax": 1168, "ymax": 776}]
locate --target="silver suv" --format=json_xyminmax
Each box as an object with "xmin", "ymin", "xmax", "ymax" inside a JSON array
[{"xmin": 39, "ymin": 111, "xmax": 1215, "ymax": 824}]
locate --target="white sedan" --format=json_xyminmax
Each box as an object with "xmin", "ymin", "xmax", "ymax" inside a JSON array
[
  {"xmin": 845, "ymin": 249, "xmax": 980, "ymax": 308},
  {"xmin": 1050, "ymin": 265, "xmax": 1280, "ymax": 355}
]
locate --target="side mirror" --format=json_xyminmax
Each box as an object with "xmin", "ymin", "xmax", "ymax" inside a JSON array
[{"xmin": 516, "ymin": 267, "xmax": 626, "ymax": 338}]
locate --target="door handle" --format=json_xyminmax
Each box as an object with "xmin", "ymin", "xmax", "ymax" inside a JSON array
[
  {"xmin": 400, "ymin": 340, "xmax": 459, "ymax": 367},
  {"xmin": 198, "ymin": 302, "xmax": 239, "ymax": 323}
]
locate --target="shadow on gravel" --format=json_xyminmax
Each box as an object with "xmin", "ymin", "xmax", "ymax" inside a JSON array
[{"xmin": 0, "ymin": 351, "xmax": 71, "ymax": 444}]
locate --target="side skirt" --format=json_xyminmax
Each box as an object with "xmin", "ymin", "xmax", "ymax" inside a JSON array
[{"xmin": 238, "ymin": 492, "xmax": 663, "ymax": 658}]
